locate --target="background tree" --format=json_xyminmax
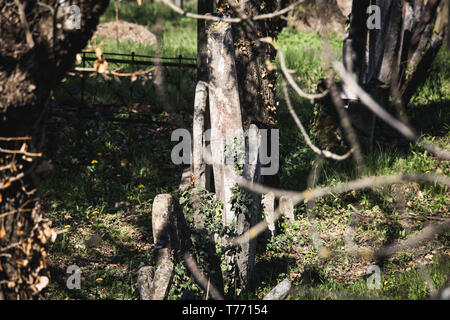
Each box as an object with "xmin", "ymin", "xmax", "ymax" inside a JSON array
[
  {"xmin": 340, "ymin": 0, "xmax": 445, "ymax": 148},
  {"xmin": 0, "ymin": 0, "xmax": 109, "ymax": 300}
]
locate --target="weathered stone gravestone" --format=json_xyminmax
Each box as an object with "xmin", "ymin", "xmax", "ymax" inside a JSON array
[
  {"xmin": 262, "ymin": 192, "xmax": 276, "ymax": 237},
  {"xmin": 206, "ymin": 20, "xmax": 244, "ymax": 227},
  {"xmin": 263, "ymin": 278, "xmax": 292, "ymax": 300},
  {"xmin": 279, "ymin": 196, "xmax": 295, "ymax": 223},
  {"xmin": 204, "ymin": 20, "xmax": 264, "ymax": 287}
]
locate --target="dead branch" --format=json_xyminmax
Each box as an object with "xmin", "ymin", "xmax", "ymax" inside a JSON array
[
  {"xmin": 183, "ymin": 252, "xmax": 225, "ymax": 300},
  {"xmin": 326, "ymin": 76, "xmax": 366, "ymax": 171},
  {"xmin": 162, "ymin": 0, "xmax": 304, "ymax": 23},
  {"xmin": 231, "ymin": 173, "xmax": 450, "ymax": 245},
  {"xmin": 282, "ymin": 80, "xmax": 352, "ymax": 161},
  {"xmin": 0, "ymin": 147, "xmax": 42, "ymax": 158},
  {"xmin": 0, "ymin": 137, "xmax": 32, "ymax": 141},
  {"xmin": 72, "ymin": 66, "xmax": 155, "ymax": 77},
  {"xmin": 14, "ymin": 0, "xmax": 35, "ymax": 48},
  {"xmin": 334, "ymin": 62, "xmax": 450, "ymax": 161},
  {"xmin": 334, "ymin": 62, "xmax": 416, "ymax": 140},
  {"xmin": 0, "ymin": 208, "xmax": 32, "ymax": 219},
  {"xmin": 261, "ymin": 38, "xmax": 328, "ymax": 102},
  {"xmin": 239, "ymin": 173, "xmax": 450, "ymax": 204},
  {"xmin": 375, "ymin": 220, "xmax": 450, "ymax": 259}
]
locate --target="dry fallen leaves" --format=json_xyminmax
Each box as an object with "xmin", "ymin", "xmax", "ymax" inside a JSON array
[
  {"xmin": 0, "ymin": 224, "xmax": 6, "ymax": 238},
  {"xmin": 94, "ymin": 47, "xmax": 108, "ymax": 74}
]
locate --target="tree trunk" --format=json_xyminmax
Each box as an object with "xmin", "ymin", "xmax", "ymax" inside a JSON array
[
  {"xmin": 337, "ymin": 0, "xmax": 443, "ymax": 149},
  {"xmin": 0, "ymin": 0, "xmax": 109, "ymax": 300}
]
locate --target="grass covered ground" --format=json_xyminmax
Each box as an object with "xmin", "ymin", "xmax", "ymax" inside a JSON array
[{"xmin": 44, "ymin": 1, "xmax": 449, "ymax": 300}]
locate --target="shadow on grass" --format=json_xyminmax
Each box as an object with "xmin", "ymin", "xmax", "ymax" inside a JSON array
[
  {"xmin": 408, "ymin": 100, "xmax": 450, "ymax": 137},
  {"xmin": 43, "ymin": 102, "xmax": 185, "ymax": 299},
  {"xmin": 238, "ymin": 255, "xmax": 295, "ymax": 299}
]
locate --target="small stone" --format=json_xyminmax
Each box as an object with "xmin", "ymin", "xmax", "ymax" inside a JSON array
[{"xmin": 84, "ymin": 233, "xmax": 102, "ymax": 248}]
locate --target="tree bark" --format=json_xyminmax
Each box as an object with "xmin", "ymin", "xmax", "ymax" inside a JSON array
[
  {"xmin": 0, "ymin": 0, "xmax": 109, "ymax": 300},
  {"xmin": 217, "ymin": 0, "xmax": 287, "ymax": 128},
  {"xmin": 336, "ymin": 0, "xmax": 443, "ymax": 149}
]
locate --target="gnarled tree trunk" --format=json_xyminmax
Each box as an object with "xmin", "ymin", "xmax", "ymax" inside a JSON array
[
  {"xmin": 338, "ymin": 0, "xmax": 444, "ymax": 149},
  {"xmin": 0, "ymin": 0, "xmax": 109, "ymax": 300}
]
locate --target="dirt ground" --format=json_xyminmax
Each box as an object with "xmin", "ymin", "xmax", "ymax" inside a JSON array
[
  {"xmin": 93, "ymin": 20, "xmax": 157, "ymax": 45},
  {"xmin": 291, "ymin": 0, "xmax": 350, "ymax": 33}
]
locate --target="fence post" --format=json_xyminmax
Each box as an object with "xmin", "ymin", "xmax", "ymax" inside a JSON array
[
  {"xmin": 81, "ymin": 51, "xmax": 86, "ymax": 104},
  {"xmin": 130, "ymin": 51, "xmax": 135, "ymax": 101},
  {"xmin": 177, "ymin": 54, "xmax": 182, "ymax": 108}
]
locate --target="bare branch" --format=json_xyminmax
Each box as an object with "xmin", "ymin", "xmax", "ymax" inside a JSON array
[
  {"xmin": 0, "ymin": 208, "xmax": 32, "ymax": 219},
  {"xmin": 0, "ymin": 172, "xmax": 25, "ymax": 190},
  {"xmin": 268, "ymin": 40, "xmax": 328, "ymax": 102},
  {"xmin": 375, "ymin": 220, "xmax": 450, "ymax": 259},
  {"xmin": 419, "ymin": 141, "xmax": 450, "ymax": 161},
  {"xmin": 282, "ymin": 80, "xmax": 352, "ymax": 161},
  {"xmin": 239, "ymin": 173, "xmax": 450, "ymax": 204},
  {"xmin": 0, "ymin": 242, "xmax": 21, "ymax": 253},
  {"xmin": 0, "ymin": 147, "xmax": 42, "ymax": 158},
  {"xmin": 161, "ymin": 0, "xmax": 304, "ymax": 23},
  {"xmin": 326, "ymin": 76, "xmax": 366, "ymax": 171},
  {"xmin": 231, "ymin": 174, "xmax": 450, "ymax": 245},
  {"xmin": 162, "ymin": 0, "xmax": 240, "ymax": 22},
  {"xmin": 72, "ymin": 66, "xmax": 155, "ymax": 77},
  {"xmin": 334, "ymin": 62, "xmax": 416, "ymax": 140},
  {"xmin": 183, "ymin": 252, "xmax": 225, "ymax": 300},
  {"xmin": 14, "ymin": 0, "xmax": 35, "ymax": 48},
  {"xmin": 0, "ymin": 137, "xmax": 32, "ymax": 141},
  {"xmin": 334, "ymin": 62, "xmax": 450, "ymax": 160},
  {"xmin": 253, "ymin": 2, "xmax": 303, "ymax": 21}
]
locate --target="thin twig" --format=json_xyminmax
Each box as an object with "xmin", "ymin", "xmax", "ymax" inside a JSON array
[
  {"xmin": 326, "ymin": 75, "xmax": 366, "ymax": 171},
  {"xmin": 0, "ymin": 242, "xmax": 21, "ymax": 253},
  {"xmin": 0, "ymin": 208, "xmax": 32, "ymax": 219},
  {"xmin": 375, "ymin": 220, "xmax": 450, "ymax": 259},
  {"xmin": 334, "ymin": 62, "xmax": 416, "ymax": 140}
]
